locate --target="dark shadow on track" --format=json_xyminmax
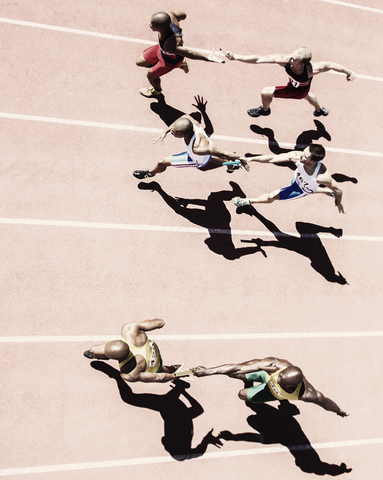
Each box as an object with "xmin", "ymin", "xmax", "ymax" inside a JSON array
[
  {"xmin": 247, "ymin": 121, "xmax": 358, "ymax": 184},
  {"xmin": 234, "ymin": 188, "xmax": 347, "ymax": 283},
  {"xmin": 90, "ymin": 361, "xmax": 222, "ymax": 460},
  {"xmin": 138, "ymin": 180, "xmax": 267, "ymax": 260},
  {"xmin": 150, "ymin": 94, "xmax": 214, "ymax": 136},
  {"xmin": 219, "ymin": 401, "xmax": 352, "ymax": 476}
]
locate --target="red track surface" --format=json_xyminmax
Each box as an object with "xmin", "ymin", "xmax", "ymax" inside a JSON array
[{"xmin": 1, "ymin": 1, "xmax": 382, "ymax": 479}]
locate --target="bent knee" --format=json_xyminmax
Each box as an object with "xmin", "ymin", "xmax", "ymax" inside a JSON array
[
  {"xmin": 238, "ymin": 389, "xmax": 248, "ymax": 401},
  {"xmin": 262, "ymin": 86, "xmax": 275, "ymax": 96}
]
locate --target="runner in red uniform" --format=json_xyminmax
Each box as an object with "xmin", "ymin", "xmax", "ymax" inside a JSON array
[
  {"xmin": 136, "ymin": 11, "xmax": 223, "ymax": 97},
  {"xmin": 224, "ymin": 47, "xmax": 356, "ymax": 117}
]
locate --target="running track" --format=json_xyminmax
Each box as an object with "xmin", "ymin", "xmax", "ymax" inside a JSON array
[{"xmin": 1, "ymin": 1, "xmax": 382, "ymax": 479}]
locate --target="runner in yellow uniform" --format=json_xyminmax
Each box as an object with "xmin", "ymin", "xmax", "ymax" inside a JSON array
[{"xmin": 192, "ymin": 356, "xmax": 348, "ymax": 416}]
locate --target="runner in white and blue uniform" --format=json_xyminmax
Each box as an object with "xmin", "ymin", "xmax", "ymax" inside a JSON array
[
  {"xmin": 233, "ymin": 144, "xmax": 346, "ymax": 214},
  {"xmin": 133, "ymin": 114, "xmax": 250, "ymax": 179}
]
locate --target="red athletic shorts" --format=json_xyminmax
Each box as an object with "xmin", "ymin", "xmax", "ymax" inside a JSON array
[
  {"xmin": 274, "ymin": 82, "xmax": 310, "ymax": 100},
  {"xmin": 142, "ymin": 44, "xmax": 184, "ymax": 78}
]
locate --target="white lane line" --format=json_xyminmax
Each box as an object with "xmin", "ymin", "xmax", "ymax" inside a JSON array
[
  {"xmin": 0, "ymin": 437, "xmax": 381, "ymax": 476},
  {"xmin": 1, "ymin": 331, "xmax": 383, "ymax": 343},
  {"xmin": 0, "ymin": 16, "xmax": 382, "ymax": 82},
  {"xmin": 1, "ymin": 217, "xmax": 383, "ymax": 243},
  {"xmin": 317, "ymin": 0, "xmax": 383, "ymax": 14},
  {"xmin": 0, "ymin": 112, "xmax": 382, "ymax": 158},
  {"xmin": 0, "ymin": 16, "xmax": 156, "ymax": 45}
]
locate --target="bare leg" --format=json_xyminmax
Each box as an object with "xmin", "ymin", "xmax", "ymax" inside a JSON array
[
  {"xmin": 261, "ymin": 86, "xmax": 275, "ymax": 110},
  {"xmin": 238, "ymin": 388, "xmax": 250, "ymax": 401},
  {"xmin": 149, "ymin": 155, "xmax": 172, "ymax": 175},
  {"xmin": 248, "ymin": 189, "xmax": 281, "ymax": 204},
  {"xmin": 147, "ymin": 70, "xmax": 162, "ymax": 92},
  {"xmin": 89, "ymin": 342, "xmax": 110, "ymax": 359},
  {"xmin": 304, "ymin": 91, "xmax": 321, "ymax": 112}
]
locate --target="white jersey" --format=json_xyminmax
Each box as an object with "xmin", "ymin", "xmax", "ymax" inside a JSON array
[
  {"xmin": 181, "ymin": 124, "xmax": 213, "ymax": 167},
  {"xmin": 293, "ymin": 160, "xmax": 321, "ymax": 194}
]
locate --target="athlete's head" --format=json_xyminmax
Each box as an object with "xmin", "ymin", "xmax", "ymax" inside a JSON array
[
  {"xmin": 150, "ymin": 12, "xmax": 171, "ymax": 30},
  {"xmin": 104, "ymin": 340, "xmax": 130, "ymax": 361},
  {"xmin": 292, "ymin": 47, "xmax": 312, "ymax": 65},
  {"xmin": 278, "ymin": 366, "xmax": 303, "ymax": 388},
  {"xmin": 171, "ymin": 117, "xmax": 194, "ymax": 138},
  {"xmin": 309, "ymin": 143, "xmax": 326, "ymax": 162}
]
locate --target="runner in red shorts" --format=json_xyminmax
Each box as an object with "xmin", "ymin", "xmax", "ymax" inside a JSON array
[
  {"xmin": 136, "ymin": 11, "xmax": 223, "ymax": 98},
  {"xmin": 224, "ymin": 47, "xmax": 356, "ymax": 117}
]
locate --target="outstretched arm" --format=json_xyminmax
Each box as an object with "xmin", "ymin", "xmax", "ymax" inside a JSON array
[
  {"xmin": 301, "ymin": 385, "xmax": 349, "ymax": 416},
  {"xmin": 247, "ymin": 151, "xmax": 300, "ymax": 164},
  {"xmin": 225, "ymin": 51, "xmax": 290, "ymax": 65},
  {"xmin": 312, "ymin": 61, "xmax": 356, "ymax": 81},
  {"xmin": 192, "ymin": 357, "xmax": 284, "ymax": 379},
  {"xmin": 121, "ymin": 370, "xmax": 176, "ymax": 383}
]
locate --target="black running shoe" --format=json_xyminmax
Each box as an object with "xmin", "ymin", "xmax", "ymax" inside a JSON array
[
  {"xmin": 313, "ymin": 107, "xmax": 329, "ymax": 117},
  {"xmin": 83, "ymin": 350, "xmax": 100, "ymax": 360},
  {"xmin": 247, "ymin": 106, "xmax": 271, "ymax": 117},
  {"xmin": 133, "ymin": 170, "xmax": 154, "ymax": 179}
]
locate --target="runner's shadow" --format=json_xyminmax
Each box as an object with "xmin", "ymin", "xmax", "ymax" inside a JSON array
[
  {"xmin": 150, "ymin": 94, "xmax": 214, "ymax": 136},
  {"xmin": 235, "ymin": 193, "xmax": 347, "ymax": 283},
  {"xmin": 247, "ymin": 121, "xmax": 358, "ymax": 184},
  {"xmin": 90, "ymin": 361, "xmax": 222, "ymax": 460},
  {"xmin": 219, "ymin": 401, "xmax": 352, "ymax": 476},
  {"xmin": 138, "ymin": 180, "xmax": 267, "ymax": 260}
]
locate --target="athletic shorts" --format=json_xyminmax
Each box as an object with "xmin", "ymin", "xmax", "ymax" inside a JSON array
[
  {"xmin": 170, "ymin": 151, "xmax": 211, "ymax": 169},
  {"xmin": 279, "ymin": 180, "xmax": 310, "ymax": 201},
  {"xmin": 245, "ymin": 371, "xmax": 276, "ymax": 403},
  {"xmin": 274, "ymin": 82, "xmax": 310, "ymax": 100},
  {"xmin": 142, "ymin": 44, "xmax": 184, "ymax": 78}
]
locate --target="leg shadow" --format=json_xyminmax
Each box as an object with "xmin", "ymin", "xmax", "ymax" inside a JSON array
[
  {"xmin": 219, "ymin": 401, "xmax": 352, "ymax": 476},
  {"xmin": 91, "ymin": 361, "xmax": 222, "ymax": 460},
  {"xmin": 236, "ymin": 201, "xmax": 347, "ymax": 284},
  {"xmin": 138, "ymin": 180, "xmax": 266, "ymax": 260}
]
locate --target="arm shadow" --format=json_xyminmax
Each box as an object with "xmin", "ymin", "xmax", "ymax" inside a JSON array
[
  {"xmin": 137, "ymin": 180, "xmax": 266, "ymax": 260},
  {"xmin": 90, "ymin": 361, "xmax": 221, "ymax": 460},
  {"xmin": 149, "ymin": 94, "xmax": 214, "ymax": 136},
  {"xmin": 219, "ymin": 401, "xmax": 352, "ymax": 476}
]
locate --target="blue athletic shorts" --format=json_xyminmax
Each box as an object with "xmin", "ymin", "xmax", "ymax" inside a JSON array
[
  {"xmin": 279, "ymin": 180, "xmax": 308, "ymax": 201},
  {"xmin": 170, "ymin": 151, "xmax": 211, "ymax": 169}
]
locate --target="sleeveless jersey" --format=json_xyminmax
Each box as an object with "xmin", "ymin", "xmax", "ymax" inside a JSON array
[
  {"xmin": 159, "ymin": 22, "xmax": 184, "ymax": 64},
  {"xmin": 293, "ymin": 160, "xmax": 321, "ymax": 194},
  {"xmin": 267, "ymin": 368, "xmax": 302, "ymax": 401},
  {"xmin": 285, "ymin": 63, "xmax": 312, "ymax": 89},
  {"xmin": 119, "ymin": 337, "xmax": 161, "ymax": 373},
  {"xmin": 181, "ymin": 124, "xmax": 213, "ymax": 166}
]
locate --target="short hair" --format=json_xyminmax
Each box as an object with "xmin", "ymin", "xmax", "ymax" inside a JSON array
[
  {"xmin": 294, "ymin": 47, "xmax": 312, "ymax": 64},
  {"xmin": 173, "ymin": 117, "xmax": 194, "ymax": 135},
  {"xmin": 309, "ymin": 143, "xmax": 326, "ymax": 162},
  {"xmin": 105, "ymin": 340, "xmax": 130, "ymax": 361},
  {"xmin": 151, "ymin": 11, "xmax": 171, "ymax": 28}
]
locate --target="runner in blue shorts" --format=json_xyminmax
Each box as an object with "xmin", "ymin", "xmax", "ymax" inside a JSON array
[
  {"xmin": 233, "ymin": 144, "xmax": 346, "ymax": 214},
  {"xmin": 133, "ymin": 113, "xmax": 249, "ymax": 179}
]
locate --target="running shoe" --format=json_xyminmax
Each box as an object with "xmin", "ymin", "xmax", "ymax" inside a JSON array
[
  {"xmin": 234, "ymin": 197, "xmax": 251, "ymax": 206},
  {"xmin": 247, "ymin": 106, "xmax": 271, "ymax": 117},
  {"xmin": 133, "ymin": 170, "xmax": 154, "ymax": 179},
  {"xmin": 313, "ymin": 107, "xmax": 329, "ymax": 117}
]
